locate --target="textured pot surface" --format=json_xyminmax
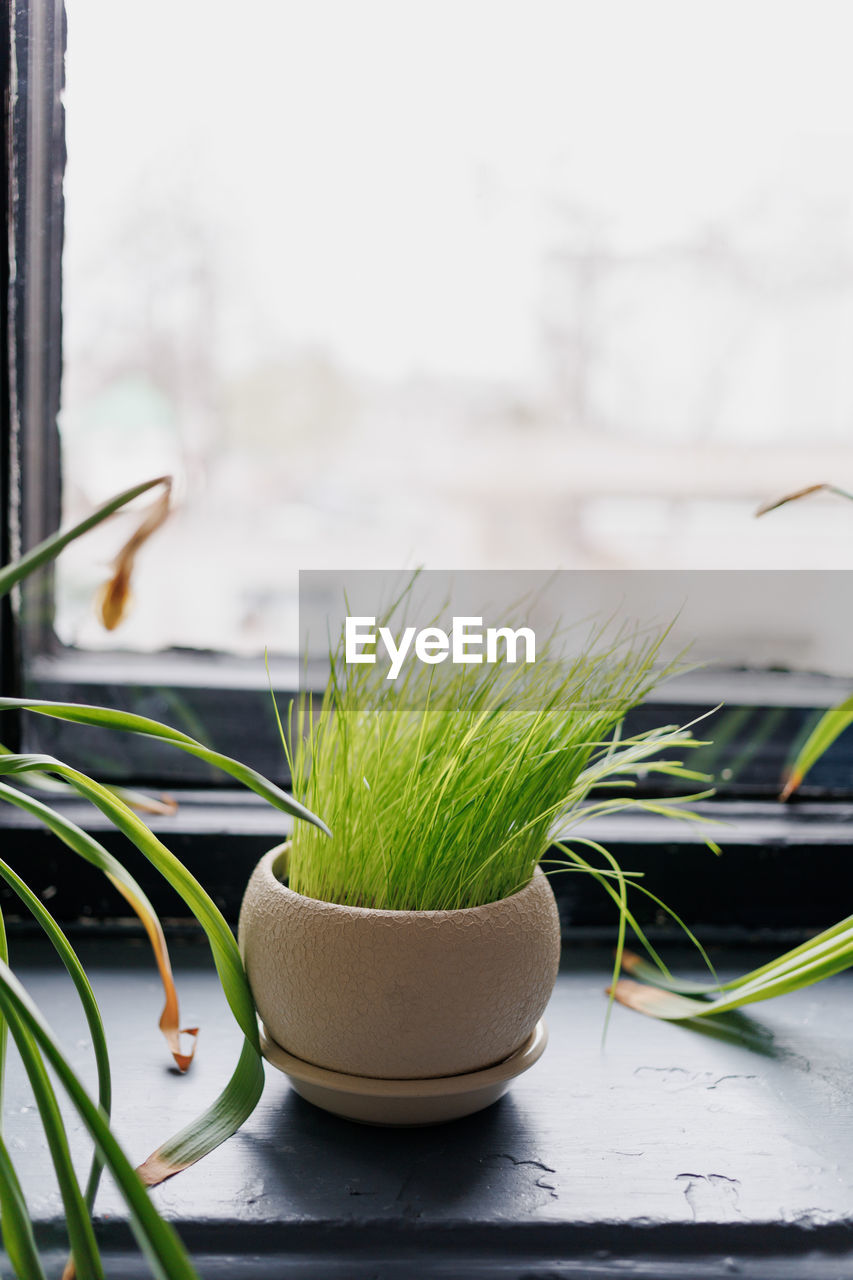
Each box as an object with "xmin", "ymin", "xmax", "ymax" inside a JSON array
[{"xmin": 238, "ymin": 846, "xmax": 561, "ymax": 1079}]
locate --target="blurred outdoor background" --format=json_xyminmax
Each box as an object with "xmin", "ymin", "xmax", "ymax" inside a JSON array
[{"xmin": 57, "ymin": 0, "xmax": 853, "ymax": 656}]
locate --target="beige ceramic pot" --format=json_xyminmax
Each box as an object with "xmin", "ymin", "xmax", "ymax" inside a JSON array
[{"xmin": 238, "ymin": 845, "xmax": 561, "ymax": 1081}]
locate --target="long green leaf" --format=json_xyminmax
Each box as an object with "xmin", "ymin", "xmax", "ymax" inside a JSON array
[
  {"xmin": 0, "ymin": 476, "xmax": 170, "ymax": 599},
  {"xmin": 613, "ymin": 922, "xmax": 853, "ymax": 1020},
  {"xmin": 0, "ymin": 838, "xmax": 111, "ymax": 1207},
  {"xmin": 781, "ymin": 694, "xmax": 853, "ymax": 798},
  {"xmin": 0, "ymin": 997, "xmax": 104, "ymax": 1280},
  {"xmin": 0, "ymin": 1130, "xmax": 47, "ymax": 1280},
  {"xmin": 622, "ymin": 910, "xmax": 853, "ymax": 996},
  {"xmin": 0, "ymin": 746, "xmax": 177, "ymax": 816},
  {"xmin": 0, "ymin": 755, "xmax": 265, "ymax": 1184},
  {"xmin": 138, "ymin": 1039, "xmax": 263, "ymax": 1185},
  {"xmin": 0, "ymin": 899, "xmax": 47, "ymax": 1280},
  {"xmin": 0, "ymin": 698, "xmax": 330, "ymax": 834},
  {"xmin": 0, "ymin": 781, "xmax": 197, "ymax": 1071},
  {"xmin": 0, "ymin": 755, "xmax": 258, "ymax": 1039},
  {"xmin": 0, "ymin": 901, "xmax": 6, "ymax": 1120},
  {"xmin": 0, "ymin": 962, "xmax": 199, "ymax": 1280}
]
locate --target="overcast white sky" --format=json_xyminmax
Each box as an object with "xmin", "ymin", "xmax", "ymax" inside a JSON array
[{"xmin": 64, "ymin": 0, "xmax": 853, "ymax": 384}]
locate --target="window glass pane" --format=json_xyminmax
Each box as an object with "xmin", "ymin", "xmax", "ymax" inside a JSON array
[{"xmin": 59, "ymin": 0, "xmax": 853, "ymax": 657}]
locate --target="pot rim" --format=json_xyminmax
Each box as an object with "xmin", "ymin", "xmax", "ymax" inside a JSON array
[{"xmin": 259, "ymin": 843, "xmax": 549, "ymax": 920}]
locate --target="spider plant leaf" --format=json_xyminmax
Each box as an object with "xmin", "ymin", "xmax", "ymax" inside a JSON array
[
  {"xmin": 619, "ymin": 949, "xmax": 727, "ymax": 995},
  {"xmin": 94, "ymin": 481, "xmax": 171, "ymax": 630},
  {"xmin": 0, "ymin": 910, "xmax": 79, "ymax": 1280},
  {"xmin": 620, "ymin": 912, "xmax": 853, "ymax": 994},
  {"xmin": 0, "ymin": 847, "xmax": 111, "ymax": 1208},
  {"xmin": 0, "ymin": 902, "xmax": 6, "ymax": 1116},
  {"xmin": 0, "ymin": 1131, "xmax": 48, "ymax": 1280},
  {"xmin": 612, "ymin": 922, "xmax": 853, "ymax": 1020},
  {"xmin": 0, "ymin": 962, "xmax": 200, "ymax": 1280},
  {"xmin": 780, "ymin": 694, "xmax": 853, "ymax": 799},
  {"xmin": 0, "ymin": 746, "xmax": 178, "ymax": 816},
  {"xmin": 104, "ymin": 785, "xmax": 178, "ymax": 817},
  {"xmin": 608, "ymin": 977, "xmax": 702, "ymax": 1020},
  {"xmin": 0, "ymin": 782, "xmax": 197, "ymax": 1072},
  {"xmin": 755, "ymin": 481, "xmax": 853, "ymax": 517},
  {"xmin": 137, "ymin": 1037, "xmax": 264, "ymax": 1185},
  {"xmin": 0, "ymin": 698, "xmax": 330, "ymax": 834},
  {"xmin": 0, "ymin": 912, "xmax": 40, "ymax": 1280},
  {"xmin": 0, "ymin": 476, "xmax": 171, "ymax": 599},
  {"xmin": 0, "ymin": 756, "xmax": 265, "ymax": 1187},
  {"xmin": 0, "ymin": 999, "xmax": 104, "ymax": 1279},
  {"xmin": 0, "ymin": 754, "xmax": 256, "ymax": 1034}
]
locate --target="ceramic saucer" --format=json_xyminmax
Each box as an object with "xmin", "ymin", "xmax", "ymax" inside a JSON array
[{"xmin": 259, "ymin": 1019, "xmax": 548, "ymax": 1126}]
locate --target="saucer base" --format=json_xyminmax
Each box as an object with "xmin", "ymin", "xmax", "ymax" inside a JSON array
[{"xmin": 259, "ymin": 1019, "xmax": 548, "ymax": 1126}]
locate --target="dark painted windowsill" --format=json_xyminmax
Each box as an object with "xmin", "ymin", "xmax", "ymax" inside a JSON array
[
  {"xmin": 6, "ymin": 936, "xmax": 853, "ymax": 1279},
  {"xmin": 1, "ymin": 793, "xmax": 852, "ymax": 939}
]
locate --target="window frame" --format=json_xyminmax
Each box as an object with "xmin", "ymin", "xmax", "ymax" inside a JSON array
[
  {"xmin": 3, "ymin": 0, "xmax": 64, "ymax": 747},
  {"xmin": 3, "ymin": 0, "xmax": 853, "ymax": 937}
]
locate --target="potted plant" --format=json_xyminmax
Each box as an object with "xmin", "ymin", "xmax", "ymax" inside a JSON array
[
  {"xmin": 0, "ymin": 481, "xmax": 722, "ymax": 1269},
  {"xmin": 238, "ymin": 603, "xmax": 714, "ymax": 1124}
]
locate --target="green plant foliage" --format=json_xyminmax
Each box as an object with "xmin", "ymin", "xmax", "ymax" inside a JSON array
[
  {"xmin": 285, "ymin": 617, "xmax": 714, "ymax": 912},
  {"xmin": 0, "ymin": 739, "xmax": 271, "ymax": 1274},
  {"xmin": 780, "ymin": 693, "xmax": 853, "ymax": 799},
  {"xmin": 0, "ymin": 840, "xmax": 112, "ymax": 1206},
  {"xmin": 612, "ymin": 913, "xmax": 853, "ymax": 1019},
  {"xmin": 0, "ymin": 478, "xmax": 284, "ymax": 1277},
  {"xmin": 0, "ymin": 476, "xmax": 170, "ymax": 600},
  {"xmin": 0, "ymin": 751, "xmax": 266, "ymax": 1174},
  {"xmin": 0, "ymin": 698, "xmax": 329, "ymax": 833},
  {"xmin": 0, "ymin": 1126, "xmax": 47, "ymax": 1280},
  {"xmin": 0, "ymin": 959, "xmax": 200, "ymax": 1280},
  {"xmin": 0, "ymin": 903, "xmax": 48, "ymax": 1280}
]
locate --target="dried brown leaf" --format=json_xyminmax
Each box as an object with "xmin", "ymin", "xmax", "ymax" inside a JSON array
[
  {"xmin": 755, "ymin": 482, "xmax": 829, "ymax": 517},
  {"xmin": 96, "ymin": 480, "xmax": 172, "ymax": 630},
  {"xmin": 606, "ymin": 976, "xmax": 702, "ymax": 1019},
  {"xmin": 105, "ymin": 869, "xmax": 198, "ymax": 1072}
]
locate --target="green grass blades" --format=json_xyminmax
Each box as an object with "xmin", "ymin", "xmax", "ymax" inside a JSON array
[
  {"xmin": 286, "ymin": 619, "xmax": 711, "ymax": 911},
  {"xmin": 549, "ymin": 835, "xmax": 719, "ymax": 1038},
  {"xmin": 0, "ymin": 754, "xmax": 265, "ymax": 1189},
  {"xmin": 0, "ymin": 697, "xmax": 329, "ymax": 834},
  {"xmin": 0, "ymin": 961, "xmax": 200, "ymax": 1280},
  {"xmin": 0, "ymin": 476, "xmax": 171, "ymax": 600},
  {"xmin": 612, "ymin": 916, "xmax": 853, "ymax": 1020}
]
